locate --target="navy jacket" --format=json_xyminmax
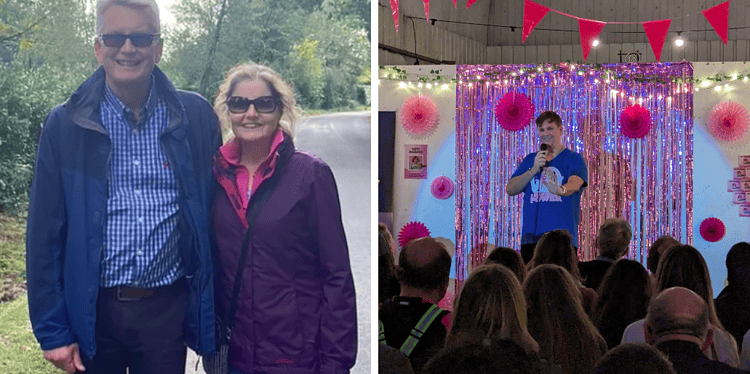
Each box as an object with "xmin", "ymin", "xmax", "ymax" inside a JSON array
[
  {"xmin": 212, "ymin": 134, "xmax": 357, "ymax": 374},
  {"xmin": 26, "ymin": 66, "xmax": 221, "ymax": 359}
]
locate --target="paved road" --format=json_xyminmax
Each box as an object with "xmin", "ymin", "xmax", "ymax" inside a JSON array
[{"xmin": 186, "ymin": 111, "xmax": 372, "ymax": 373}]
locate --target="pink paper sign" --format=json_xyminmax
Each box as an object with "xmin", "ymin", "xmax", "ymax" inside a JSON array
[
  {"xmin": 734, "ymin": 168, "xmax": 747, "ymax": 179},
  {"xmin": 741, "ymin": 206, "xmax": 750, "ymax": 217},
  {"xmin": 740, "ymin": 155, "xmax": 750, "ymax": 167},
  {"xmin": 729, "ymin": 180, "xmax": 743, "ymax": 191},
  {"xmin": 733, "ymin": 192, "xmax": 748, "ymax": 204},
  {"xmin": 405, "ymin": 144, "xmax": 428, "ymax": 179}
]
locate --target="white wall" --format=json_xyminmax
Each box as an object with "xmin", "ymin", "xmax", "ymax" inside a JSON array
[
  {"xmin": 693, "ymin": 62, "xmax": 750, "ymax": 296},
  {"xmin": 378, "ymin": 65, "xmax": 457, "ymax": 255}
]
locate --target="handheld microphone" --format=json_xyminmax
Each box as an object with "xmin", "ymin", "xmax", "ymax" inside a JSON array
[{"xmin": 539, "ymin": 144, "xmax": 550, "ymax": 168}]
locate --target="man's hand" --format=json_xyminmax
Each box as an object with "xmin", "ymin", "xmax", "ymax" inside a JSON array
[{"xmin": 43, "ymin": 343, "xmax": 86, "ymax": 373}]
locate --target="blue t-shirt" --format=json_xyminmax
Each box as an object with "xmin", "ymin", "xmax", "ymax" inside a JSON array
[{"xmin": 510, "ymin": 148, "xmax": 589, "ymax": 247}]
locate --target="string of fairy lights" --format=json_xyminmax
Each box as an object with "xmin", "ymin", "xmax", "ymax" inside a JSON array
[{"xmin": 379, "ymin": 63, "xmax": 750, "ymax": 93}]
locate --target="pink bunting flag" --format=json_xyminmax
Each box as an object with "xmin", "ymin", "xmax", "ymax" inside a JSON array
[
  {"xmin": 643, "ymin": 19, "xmax": 671, "ymax": 61},
  {"xmin": 466, "ymin": 0, "xmax": 478, "ymax": 8},
  {"xmin": 578, "ymin": 18, "xmax": 606, "ymax": 61},
  {"xmin": 453, "ymin": 0, "xmax": 456, "ymax": 8},
  {"xmin": 390, "ymin": 0, "xmax": 399, "ymax": 33},
  {"xmin": 423, "ymin": 0, "xmax": 430, "ymax": 22},
  {"xmin": 702, "ymin": 1, "xmax": 730, "ymax": 44},
  {"xmin": 522, "ymin": 0, "xmax": 550, "ymax": 43}
]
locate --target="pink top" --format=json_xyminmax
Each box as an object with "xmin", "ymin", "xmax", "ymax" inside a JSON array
[{"xmin": 214, "ymin": 129, "xmax": 285, "ymax": 228}]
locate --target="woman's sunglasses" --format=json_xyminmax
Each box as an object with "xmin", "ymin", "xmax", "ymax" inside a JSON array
[
  {"xmin": 99, "ymin": 34, "xmax": 160, "ymax": 48},
  {"xmin": 226, "ymin": 96, "xmax": 279, "ymax": 114}
]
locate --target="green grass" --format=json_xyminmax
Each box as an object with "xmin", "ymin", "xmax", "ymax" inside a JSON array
[
  {"xmin": 0, "ymin": 213, "xmax": 27, "ymax": 281},
  {"xmin": 0, "ymin": 296, "xmax": 58, "ymax": 373},
  {"xmin": 0, "ymin": 213, "xmax": 54, "ymax": 373}
]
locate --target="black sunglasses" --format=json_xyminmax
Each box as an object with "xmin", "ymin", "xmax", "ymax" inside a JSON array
[
  {"xmin": 99, "ymin": 34, "xmax": 160, "ymax": 48},
  {"xmin": 226, "ymin": 96, "xmax": 279, "ymax": 114}
]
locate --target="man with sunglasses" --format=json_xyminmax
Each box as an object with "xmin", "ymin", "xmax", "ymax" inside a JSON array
[{"xmin": 26, "ymin": 1, "xmax": 220, "ymax": 373}]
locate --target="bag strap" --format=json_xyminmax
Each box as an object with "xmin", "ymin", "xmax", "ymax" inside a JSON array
[
  {"xmin": 225, "ymin": 154, "xmax": 287, "ymax": 333},
  {"xmin": 398, "ymin": 304, "xmax": 444, "ymax": 357}
]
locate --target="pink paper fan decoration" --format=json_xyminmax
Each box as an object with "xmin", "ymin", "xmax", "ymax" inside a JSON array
[
  {"xmin": 709, "ymin": 101, "xmax": 750, "ymax": 142},
  {"xmin": 398, "ymin": 221, "xmax": 431, "ymax": 247},
  {"xmin": 494, "ymin": 92, "xmax": 535, "ymax": 131},
  {"xmin": 699, "ymin": 217, "xmax": 725, "ymax": 242},
  {"xmin": 619, "ymin": 104, "xmax": 653, "ymax": 138},
  {"xmin": 401, "ymin": 95, "xmax": 439, "ymax": 136},
  {"xmin": 431, "ymin": 176, "xmax": 454, "ymax": 199}
]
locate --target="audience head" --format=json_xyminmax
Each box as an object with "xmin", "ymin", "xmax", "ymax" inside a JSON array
[
  {"xmin": 655, "ymin": 244, "xmax": 726, "ymax": 333},
  {"xmin": 646, "ymin": 236, "xmax": 680, "ymax": 274},
  {"xmin": 593, "ymin": 259, "xmax": 653, "ymax": 348},
  {"xmin": 726, "ymin": 241, "xmax": 750, "ymax": 287},
  {"xmin": 423, "ymin": 340, "xmax": 548, "ymax": 374},
  {"xmin": 379, "ymin": 344, "xmax": 415, "ymax": 374},
  {"xmin": 485, "ymin": 246, "xmax": 527, "ymax": 283},
  {"xmin": 378, "ymin": 223, "xmax": 400, "ymax": 304},
  {"xmin": 528, "ymin": 229, "xmax": 581, "ymax": 280},
  {"xmin": 447, "ymin": 264, "xmax": 538, "ymax": 354},
  {"xmin": 644, "ymin": 287, "xmax": 713, "ymax": 351},
  {"xmin": 524, "ymin": 264, "xmax": 605, "ymax": 374},
  {"xmin": 596, "ymin": 219, "xmax": 632, "ymax": 259},
  {"xmin": 593, "ymin": 343, "xmax": 675, "ymax": 374},
  {"xmin": 396, "ymin": 237, "xmax": 451, "ymax": 299}
]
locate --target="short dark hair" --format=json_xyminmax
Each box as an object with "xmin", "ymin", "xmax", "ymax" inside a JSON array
[
  {"xmin": 535, "ymin": 111, "xmax": 562, "ymax": 127},
  {"xmin": 485, "ymin": 246, "xmax": 527, "ymax": 282},
  {"xmin": 726, "ymin": 241, "xmax": 750, "ymax": 286},
  {"xmin": 646, "ymin": 236, "xmax": 680, "ymax": 274},
  {"xmin": 397, "ymin": 238, "xmax": 451, "ymax": 290},
  {"xmin": 593, "ymin": 343, "xmax": 675, "ymax": 374},
  {"xmin": 597, "ymin": 219, "xmax": 632, "ymax": 259}
]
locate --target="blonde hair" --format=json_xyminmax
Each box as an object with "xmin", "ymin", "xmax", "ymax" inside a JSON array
[
  {"xmin": 447, "ymin": 264, "xmax": 539, "ymax": 355},
  {"xmin": 96, "ymin": 0, "xmax": 160, "ymax": 35},
  {"xmin": 524, "ymin": 264, "xmax": 606, "ymax": 374},
  {"xmin": 214, "ymin": 63, "xmax": 298, "ymax": 143}
]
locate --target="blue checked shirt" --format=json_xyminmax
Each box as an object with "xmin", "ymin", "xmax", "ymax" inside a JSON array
[{"xmin": 99, "ymin": 78, "xmax": 184, "ymax": 288}]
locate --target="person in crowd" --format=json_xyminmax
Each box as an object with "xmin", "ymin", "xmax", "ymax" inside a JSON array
[
  {"xmin": 26, "ymin": 1, "xmax": 221, "ymax": 372},
  {"xmin": 506, "ymin": 111, "xmax": 589, "ymax": 263},
  {"xmin": 485, "ymin": 246, "xmax": 527, "ymax": 282},
  {"xmin": 645, "ymin": 287, "xmax": 750, "ymax": 374},
  {"xmin": 379, "ymin": 223, "xmax": 401, "ymax": 306},
  {"xmin": 430, "ymin": 264, "xmax": 560, "ymax": 373},
  {"xmin": 379, "ymin": 344, "xmax": 415, "ymax": 374},
  {"xmin": 593, "ymin": 259, "xmax": 652, "ymax": 349},
  {"xmin": 524, "ymin": 264, "xmax": 608, "ymax": 374},
  {"xmin": 527, "ymin": 229, "xmax": 598, "ymax": 315},
  {"xmin": 646, "ymin": 235, "xmax": 681, "ymax": 277},
  {"xmin": 446, "ymin": 264, "xmax": 539, "ymax": 354},
  {"xmin": 211, "ymin": 62, "xmax": 356, "ymax": 374},
  {"xmin": 379, "ymin": 237, "xmax": 452, "ymax": 374},
  {"xmin": 621, "ymin": 245, "xmax": 740, "ymax": 367},
  {"xmin": 715, "ymin": 242, "xmax": 750, "ymax": 352},
  {"xmin": 579, "ymin": 218, "xmax": 632, "ymax": 291},
  {"xmin": 593, "ymin": 343, "xmax": 675, "ymax": 374},
  {"xmin": 423, "ymin": 339, "xmax": 563, "ymax": 374},
  {"xmin": 741, "ymin": 329, "xmax": 750, "ymax": 370}
]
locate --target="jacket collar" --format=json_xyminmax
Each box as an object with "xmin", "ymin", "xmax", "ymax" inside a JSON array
[{"xmin": 66, "ymin": 66, "xmax": 184, "ymax": 133}]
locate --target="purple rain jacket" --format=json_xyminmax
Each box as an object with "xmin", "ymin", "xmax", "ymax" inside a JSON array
[{"xmin": 212, "ymin": 133, "xmax": 357, "ymax": 374}]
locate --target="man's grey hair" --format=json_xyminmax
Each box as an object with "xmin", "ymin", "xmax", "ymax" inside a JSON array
[
  {"xmin": 96, "ymin": 0, "xmax": 160, "ymax": 35},
  {"xmin": 645, "ymin": 295, "xmax": 709, "ymax": 339}
]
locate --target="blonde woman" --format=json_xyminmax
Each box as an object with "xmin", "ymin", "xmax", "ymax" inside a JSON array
[
  {"xmin": 425, "ymin": 265, "xmax": 560, "ymax": 373},
  {"xmin": 524, "ymin": 264, "xmax": 607, "ymax": 374},
  {"xmin": 210, "ymin": 62, "xmax": 356, "ymax": 374}
]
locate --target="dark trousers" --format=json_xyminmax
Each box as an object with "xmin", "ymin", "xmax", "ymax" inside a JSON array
[{"xmin": 78, "ymin": 278, "xmax": 188, "ymax": 374}]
